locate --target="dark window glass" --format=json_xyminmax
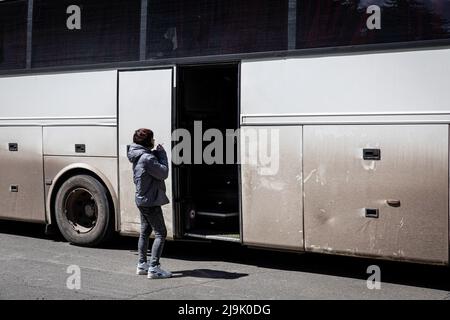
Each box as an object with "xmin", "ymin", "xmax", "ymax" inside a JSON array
[
  {"xmin": 0, "ymin": 0, "xmax": 27, "ymax": 70},
  {"xmin": 147, "ymin": 0, "xmax": 288, "ymax": 59},
  {"xmin": 32, "ymin": 0, "xmax": 141, "ymax": 68},
  {"xmin": 297, "ymin": 0, "xmax": 450, "ymax": 49}
]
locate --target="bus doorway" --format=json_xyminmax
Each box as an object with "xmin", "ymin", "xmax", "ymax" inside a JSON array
[{"xmin": 174, "ymin": 64, "xmax": 240, "ymax": 242}]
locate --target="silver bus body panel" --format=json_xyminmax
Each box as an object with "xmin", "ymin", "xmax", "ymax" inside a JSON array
[
  {"xmin": 241, "ymin": 126, "xmax": 304, "ymax": 251},
  {"xmin": 241, "ymin": 48, "xmax": 450, "ymax": 116},
  {"xmin": 0, "ymin": 70, "xmax": 117, "ymax": 119},
  {"xmin": 303, "ymin": 125, "xmax": 448, "ymax": 265},
  {"xmin": 0, "ymin": 126, "xmax": 46, "ymax": 223},
  {"xmin": 241, "ymin": 113, "xmax": 450, "ymax": 126},
  {"xmin": 118, "ymin": 68, "xmax": 174, "ymax": 239},
  {"xmin": 0, "ymin": 117, "xmax": 116, "ymax": 127},
  {"xmin": 241, "ymin": 48, "xmax": 450, "ymax": 264},
  {"xmin": 0, "ymin": 70, "xmax": 119, "ymax": 228},
  {"xmin": 43, "ymin": 126, "xmax": 117, "ymax": 157}
]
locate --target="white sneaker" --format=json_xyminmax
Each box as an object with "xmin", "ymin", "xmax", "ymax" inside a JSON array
[
  {"xmin": 148, "ymin": 265, "xmax": 172, "ymax": 279},
  {"xmin": 136, "ymin": 262, "xmax": 149, "ymax": 275}
]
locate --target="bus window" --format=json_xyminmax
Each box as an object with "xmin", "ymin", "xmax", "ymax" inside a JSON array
[
  {"xmin": 296, "ymin": 0, "xmax": 450, "ymax": 49},
  {"xmin": 0, "ymin": 0, "xmax": 27, "ymax": 71},
  {"xmin": 32, "ymin": 0, "xmax": 141, "ymax": 68},
  {"xmin": 147, "ymin": 0, "xmax": 288, "ymax": 59}
]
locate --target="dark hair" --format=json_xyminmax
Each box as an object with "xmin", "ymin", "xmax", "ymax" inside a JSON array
[{"xmin": 133, "ymin": 128, "xmax": 154, "ymax": 147}]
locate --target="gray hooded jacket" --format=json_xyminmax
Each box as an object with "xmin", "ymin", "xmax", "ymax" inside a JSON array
[{"xmin": 127, "ymin": 143, "xmax": 170, "ymax": 207}]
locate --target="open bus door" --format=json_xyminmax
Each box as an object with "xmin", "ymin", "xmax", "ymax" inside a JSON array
[{"xmin": 118, "ymin": 68, "xmax": 176, "ymax": 238}]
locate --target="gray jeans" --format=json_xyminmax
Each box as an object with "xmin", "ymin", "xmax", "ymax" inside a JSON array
[{"xmin": 138, "ymin": 206, "xmax": 167, "ymax": 267}]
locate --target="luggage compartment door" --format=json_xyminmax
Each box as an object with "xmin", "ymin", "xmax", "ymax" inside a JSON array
[
  {"xmin": 118, "ymin": 68, "xmax": 174, "ymax": 237},
  {"xmin": 0, "ymin": 127, "xmax": 45, "ymax": 222},
  {"xmin": 241, "ymin": 126, "xmax": 304, "ymax": 251},
  {"xmin": 304, "ymin": 125, "xmax": 449, "ymax": 264}
]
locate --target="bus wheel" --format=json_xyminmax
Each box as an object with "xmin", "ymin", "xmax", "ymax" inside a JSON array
[{"xmin": 54, "ymin": 175, "xmax": 113, "ymax": 247}]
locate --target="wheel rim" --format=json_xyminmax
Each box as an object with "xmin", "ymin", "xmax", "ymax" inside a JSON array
[{"xmin": 64, "ymin": 188, "xmax": 98, "ymax": 234}]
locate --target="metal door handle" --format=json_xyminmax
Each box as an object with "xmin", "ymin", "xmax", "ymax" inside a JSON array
[{"xmin": 386, "ymin": 200, "xmax": 401, "ymax": 207}]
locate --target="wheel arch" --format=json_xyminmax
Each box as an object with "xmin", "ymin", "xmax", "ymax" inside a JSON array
[{"xmin": 46, "ymin": 163, "xmax": 119, "ymax": 232}]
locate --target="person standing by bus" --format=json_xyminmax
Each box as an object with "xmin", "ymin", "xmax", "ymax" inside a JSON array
[{"xmin": 127, "ymin": 128, "xmax": 172, "ymax": 279}]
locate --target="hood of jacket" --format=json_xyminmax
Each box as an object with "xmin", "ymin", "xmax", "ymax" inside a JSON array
[{"xmin": 127, "ymin": 143, "xmax": 150, "ymax": 164}]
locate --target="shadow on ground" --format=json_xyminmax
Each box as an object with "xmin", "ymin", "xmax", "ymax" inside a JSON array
[
  {"xmin": 171, "ymin": 269, "xmax": 248, "ymax": 279},
  {"xmin": 1, "ymin": 220, "xmax": 449, "ymax": 292}
]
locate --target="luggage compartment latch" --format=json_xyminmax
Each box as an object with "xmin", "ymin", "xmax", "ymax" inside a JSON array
[
  {"xmin": 8, "ymin": 143, "xmax": 18, "ymax": 152},
  {"xmin": 363, "ymin": 148, "xmax": 381, "ymax": 160},
  {"xmin": 75, "ymin": 144, "xmax": 86, "ymax": 153},
  {"xmin": 365, "ymin": 208, "xmax": 379, "ymax": 218}
]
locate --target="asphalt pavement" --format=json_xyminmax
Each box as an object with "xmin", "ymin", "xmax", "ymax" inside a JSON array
[{"xmin": 0, "ymin": 221, "xmax": 449, "ymax": 300}]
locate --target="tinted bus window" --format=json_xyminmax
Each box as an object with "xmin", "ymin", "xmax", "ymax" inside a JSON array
[
  {"xmin": 147, "ymin": 0, "xmax": 288, "ymax": 59},
  {"xmin": 297, "ymin": 0, "xmax": 450, "ymax": 49},
  {"xmin": 0, "ymin": 0, "xmax": 27, "ymax": 70},
  {"xmin": 32, "ymin": 0, "xmax": 141, "ymax": 68}
]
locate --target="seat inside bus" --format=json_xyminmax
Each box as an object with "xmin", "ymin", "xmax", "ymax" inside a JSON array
[{"xmin": 175, "ymin": 64, "xmax": 240, "ymax": 242}]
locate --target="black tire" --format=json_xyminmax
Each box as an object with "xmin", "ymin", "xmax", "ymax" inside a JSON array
[{"xmin": 54, "ymin": 175, "xmax": 113, "ymax": 247}]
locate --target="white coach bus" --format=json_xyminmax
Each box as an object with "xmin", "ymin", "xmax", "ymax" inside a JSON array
[{"xmin": 0, "ymin": 0, "xmax": 449, "ymax": 265}]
